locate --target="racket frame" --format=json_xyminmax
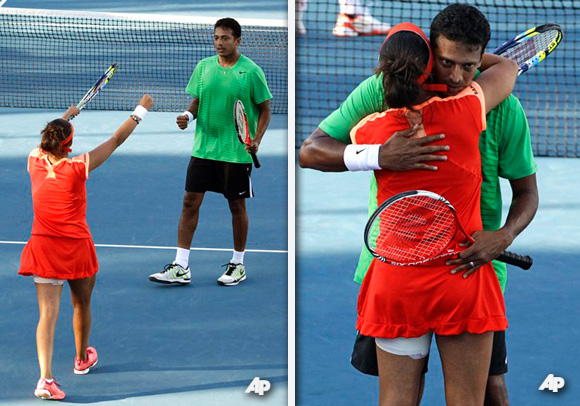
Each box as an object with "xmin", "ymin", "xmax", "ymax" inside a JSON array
[
  {"xmin": 233, "ymin": 100, "xmax": 261, "ymax": 168},
  {"xmin": 365, "ymin": 190, "xmax": 533, "ymax": 270},
  {"xmin": 69, "ymin": 63, "xmax": 118, "ymax": 120},
  {"xmin": 492, "ymin": 23, "xmax": 562, "ymax": 76}
]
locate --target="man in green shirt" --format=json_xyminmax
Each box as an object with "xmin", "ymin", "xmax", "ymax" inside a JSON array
[
  {"xmin": 299, "ymin": 4, "xmax": 538, "ymax": 405},
  {"xmin": 149, "ymin": 17, "xmax": 272, "ymax": 287}
]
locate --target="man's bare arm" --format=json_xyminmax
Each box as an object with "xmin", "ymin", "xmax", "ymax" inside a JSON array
[
  {"xmin": 448, "ymin": 174, "xmax": 539, "ymax": 276},
  {"xmin": 246, "ymin": 100, "xmax": 271, "ymax": 154},
  {"xmin": 298, "ymin": 127, "xmax": 449, "ymax": 172}
]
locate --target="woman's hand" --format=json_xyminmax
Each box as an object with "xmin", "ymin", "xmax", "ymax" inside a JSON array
[
  {"xmin": 63, "ymin": 105, "xmax": 80, "ymax": 121},
  {"xmin": 139, "ymin": 94, "xmax": 153, "ymax": 110}
]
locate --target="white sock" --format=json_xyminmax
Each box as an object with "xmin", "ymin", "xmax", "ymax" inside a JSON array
[
  {"xmin": 231, "ymin": 250, "xmax": 245, "ymax": 264},
  {"xmin": 44, "ymin": 378, "xmax": 54, "ymax": 383},
  {"xmin": 174, "ymin": 248, "xmax": 190, "ymax": 269}
]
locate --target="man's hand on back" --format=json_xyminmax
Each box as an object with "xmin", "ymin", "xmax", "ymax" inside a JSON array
[
  {"xmin": 379, "ymin": 126, "xmax": 450, "ymax": 171},
  {"xmin": 300, "ymin": 127, "xmax": 450, "ymax": 172}
]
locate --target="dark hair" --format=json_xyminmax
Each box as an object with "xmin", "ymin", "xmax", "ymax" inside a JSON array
[
  {"xmin": 376, "ymin": 31, "xmax": 430, "ymax": 109},
  {"xmin": 214, "ymin": 18, "xmax": 242, "ymax": 38},
  {"xmin": 430, "ymin": 4, "xmax": 491, "ymax": 53},
  {"xmin": 40, "ymin": 118, "xmax": 72, "ymax": 155}
]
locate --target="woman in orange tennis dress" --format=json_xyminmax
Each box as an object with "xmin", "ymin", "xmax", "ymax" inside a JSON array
[
  {"xmin": 19, "ymin": 94, "xmax": 153, "ymax": 401},
  {"xmin": 349, "ymin": 24, "xmax": 518, "ymax": 405}
]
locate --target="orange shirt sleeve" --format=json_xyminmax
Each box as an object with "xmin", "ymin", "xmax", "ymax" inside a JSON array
[
  {"xmin": 463, "ymin": 82, "xmax": 486, "ymax": 132},
  {"xmin": 72, "ymin": 153, "xmax": 90, "ymax": 180},
  {"xmin": 27, "ymin": 148, "xmax": 42, "ymax": 173},
  {"xmin": 350, "ymin": 112, "xmax": 387, "ymax": 145}
]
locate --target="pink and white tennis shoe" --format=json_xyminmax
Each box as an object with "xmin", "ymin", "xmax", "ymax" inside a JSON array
[{"xmin": 74, "ymin": 346, "xmax": 98, "ymax": 375}]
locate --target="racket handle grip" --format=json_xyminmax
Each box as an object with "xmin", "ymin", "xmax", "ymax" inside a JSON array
[
  {"xmin": 497, "ymin": 251, "xmax": 533, "ymax": 270},
  {"xmin": 251, "ymin": 153, "xmax": 261, "ymax": 168}
]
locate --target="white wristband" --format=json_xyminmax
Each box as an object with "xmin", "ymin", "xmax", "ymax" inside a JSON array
[
  {"xmin": 132, "ymin": 105, "xmax": 148, "ymax": 120},
  {"xmin": 343, "ymin": 144, "xmax": 381, "ymax": 171},
  {"xmin": 182, "ymin": 111, "xmax": 194, "ymax": 122}
]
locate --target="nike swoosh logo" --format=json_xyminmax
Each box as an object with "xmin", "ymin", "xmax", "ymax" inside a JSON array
[
  {"xmin": 356, "ymin": 149, "xmax": 366, "ymax": 154},
  {"xmin": 239, "ymin": 191, "xmax": 246, "ymax": 195},
  {"xmin": 175, "ymin": 270, "xmax": 189, "ymax": 277}
]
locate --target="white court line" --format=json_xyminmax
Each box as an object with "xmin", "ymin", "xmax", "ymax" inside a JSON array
[{"xmin": 0, "ymin": 240, "xmax": 287, "ymax": 254}]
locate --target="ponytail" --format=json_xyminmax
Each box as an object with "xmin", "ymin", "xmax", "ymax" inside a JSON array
[
  {"xmin": 376, "ymin": 31, "xmax": 430, "ymax": 109},
  {"xmin": 40, "ymin": 119, "xmax": 72, "ymax": 155}
]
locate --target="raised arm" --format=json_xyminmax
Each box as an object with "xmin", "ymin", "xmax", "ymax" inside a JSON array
[
  {"xmin": 62, "ymin": 105, "xmax": 80, "ymax": 121},
  {"xmin": 475, "ymin": 53, "xmax": 519, "ymax": 113},
  {"xmin": 88, "ymin": 94, "xmax": 153, "ymax": 173}
]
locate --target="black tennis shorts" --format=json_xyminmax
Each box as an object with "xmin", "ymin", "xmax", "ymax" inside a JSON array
[
  {"xmin": 351, "ymin": 330, "xmax": 507, "ymax": 376},
  {"xmin": 489, "ymin": 330, "xmax": 508, "ymax": 375},
  {"xmin": 185, "ymin": 157, "xmax": 253, "ymax": 200}
]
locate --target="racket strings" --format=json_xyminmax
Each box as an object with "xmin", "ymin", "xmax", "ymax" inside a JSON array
[
  {"xmin": 234, "ymin": 104, "xmax": 248, "ymax": 142},
  {"xmin": 500, "ymin": 30, "xmax": 559, "ymax": 65},
  {"xmin": 370, "ymin": 195, "xmax": 456, "ymax": 264}
]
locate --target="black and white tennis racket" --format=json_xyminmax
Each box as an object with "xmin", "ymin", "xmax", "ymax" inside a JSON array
[
  {"xmin": 493, "ymin": 24, "xmax": 562, "ymax": 76},
  {"xmin": 69, "ymin": 63, "xmax": 118, "ymax": 120},
  {"xmin": 233, "ymin": 100, "xmax": 260, "ymax": 168},
  {"xmin": 364, "ymin": 190, "xmax": 533, "ymax": 270}
]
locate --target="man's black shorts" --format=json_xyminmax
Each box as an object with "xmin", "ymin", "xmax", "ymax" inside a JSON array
[
  {"xmin": 351, "ymin": 330, "xmax": 507, "ymax": 376},
  {"xmin": 185, "ymin": 157, "xmax": 253, "ymax": 200}
]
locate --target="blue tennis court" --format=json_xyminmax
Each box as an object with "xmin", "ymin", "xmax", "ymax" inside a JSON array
[
  {"xmin": 0, "ymin": 110, "xmax": 288, "ymax": 405},
  {"xmin": 0, "ymin": 0, "xmax": 288, "ymax": 405},
  {"xmin": 0, "ymin": 108, "xmax": 288, "ymax": 405}
]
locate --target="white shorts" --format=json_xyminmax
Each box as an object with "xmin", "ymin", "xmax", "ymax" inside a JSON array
[
  {"xmin": 375, "ymin": 332, "xmax": 433, "ymax": 360},
  {"xmin": 33, "ymin": 276, "xmax": 65, "ymax": 286}
]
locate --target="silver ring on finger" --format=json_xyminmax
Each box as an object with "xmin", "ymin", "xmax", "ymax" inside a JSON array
[{"xmin": 468, "ymin": 261, "xmax": 475, "ymax": 268}]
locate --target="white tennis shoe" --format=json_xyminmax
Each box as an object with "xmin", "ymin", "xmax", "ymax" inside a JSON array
[
  {"xmin": 217, "ymin": 262, "xmax": 247, "ymax": 286},
  {"xmin": 149, "ymin": 263, "xmax": 191, "ymax": 285},
  {"xmin": 333, "ymin": 13, "xmax": 391, "ymax": 37}
]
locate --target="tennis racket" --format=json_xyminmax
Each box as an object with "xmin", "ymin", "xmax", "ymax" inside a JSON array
[
  {"xmin": 493, "ymin": 24, "xmax": 562, "ymax": 76},
  {"xmin": 233, "ymin": 100, "xmax": 260, "ymax": 168},
  {"xmin": 69, "ymin": 63, "xmax": 118, "ymax": 120},
  {"xmin": 364, "ymin": 190, "xmax": 533, "ymax": 270}
]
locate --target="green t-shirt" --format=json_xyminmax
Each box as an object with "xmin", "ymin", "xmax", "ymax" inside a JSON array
[
  {"xmin": 320, "ymin": 73, "xmax": 537, "ymax": 292},
  {"xmin": 185, "ymin": 54, "xmax": 272, "ymax": 163}
]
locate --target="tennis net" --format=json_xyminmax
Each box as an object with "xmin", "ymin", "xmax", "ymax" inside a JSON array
[
  {"xmin": 296, "ymin": 0, "xmax": 580, "ymax": 157},
  {"xmin": 0, "ymin": 8, "xmax": 287, "ymax": 113}
]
